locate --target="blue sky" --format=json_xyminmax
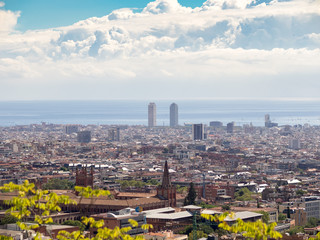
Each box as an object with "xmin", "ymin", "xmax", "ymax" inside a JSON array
[
  {"xmin": 3, "ymin": 0, "xmax": 204, "ymax": 31},
  {"xmin": 0, "ymin": 0, "xmax": 319, "ymax": 100}
]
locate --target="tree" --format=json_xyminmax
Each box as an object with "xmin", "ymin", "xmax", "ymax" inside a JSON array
[
  {"xmin": 234, "ymin": 187, "xmax": 253, "ymax": 201},
  {"xmin": 176, "ymin": 185, "xmax": 188, "ymax": 194},
  {"xmin": 0, "ymin": 214, "xmax": 18, "ymax": 225},
  {"xmin": 278, "ymin": 213, "xmax": 286, "ymax": 222},
  {"xmin": 198, "ymin": 202, "xmax": 217, "ymax": 209},
  {"xmin": 288, "ymin": 226, "xmax": 304, "ymax": 235},
  {"xmin": 198, "ymin": 224, "xmax": 214, "ymax": 235},
  {"xmin": 221, "ymin": 205, "xmax": 231, "ymax": 211},
  {"xmin": 255, "ymin": 211, "xmax": 269, "ymax": 224},
  {"xmin": 42, "ymin": 179, "xmax": 74, "ymax": 190},
  {"xmin": 62, "ymin": 220, "xmax": 85, "ymax": 231},
  {"xmin": 184, "ymin": 182, "xmax": 197, "ymax": 206},
  {"xmin": 305, "ymin": 217, "xmax": 320, "ymax": 228},
  {"xmin": 146, "ymin": 179, "xmax": 160, "ymax": 186},
  {"xmin": 296, "ymin": 189, "xmax": 306, "ymax": 196},
  {"xmin": 201, "ymin": 212, "xmax": 283, "ymax": 240},
  {"xmin": 0, "ymin": 181, "xmax": 152, "ymax": 240},
  {"xmin": 188, "ymin": 230, "xmax": 207, "ymax": 240}
]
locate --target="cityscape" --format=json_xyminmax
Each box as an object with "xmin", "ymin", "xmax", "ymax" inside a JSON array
[
  {"xmin": 0, "ymin": 0, "xmax": 320, "ymax": 239},
  {"xmin": 1, "ymin": 102, "xmax": 320, "ymax": 239}
]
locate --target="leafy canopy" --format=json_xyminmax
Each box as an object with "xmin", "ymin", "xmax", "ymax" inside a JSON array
[{"xmin": 0, "ymin": 180, "xmax": 152, "ymax": 240}]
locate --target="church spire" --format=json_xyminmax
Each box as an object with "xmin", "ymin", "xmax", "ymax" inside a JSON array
[{"xmin": 161, "ymin": 160, "xmax": 171, "ymax": 188}]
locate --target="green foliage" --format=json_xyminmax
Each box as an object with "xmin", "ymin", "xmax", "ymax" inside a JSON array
[
  {"xmin": 296, "ymin": 189, "xmax": 306, "ymax": 196},
  {"xmin": 60, "ymin": 167, "xmax": 69, "ymax": 172},
  {"xmin": 201, "ymin": 212, "xmax": 283, "ymax": 240},
  {"xmin": 184, "ymin": 182, "xmax": 197, "ymax": 206},
  {"xmin": 182, "ymin": 225, "xmax": 193, "ymax": 235},
  {"xmin": 188, "ymin": 230, "xmax": 208, "ymax": 240},
  {"xmin": 0, "ymin": 214, "xmax": 19, "ymax": 225},
  {"xmin": 309, "ymin": 232, "xmax": 320, "ymax": 240},
  {"xmin": 305, "ymin": 217, "xmax": 320, "ymax": 228},
  {"xmin": 0, "ymin": 236, "xmax": 13, "ymax": 240},
  {"xmin": 198, "ymin": 224, "xmax": 214, "ymax": 235},
  {"xmin": 42, "ymin": 179, "xmax": 74, "ymax": 190},
  {"xmin": 235, "ymin": 187, "xmax": 253, "ymax": 201},
  {"xmin": 0, "ymin": 181, "xmax": 152, "ymax": 240},
  {"xmin": 176, "ymin": 185, "xmax": 188, "ymax": 194},
  {"xmin": 214, "ymin": 227, "xmax": 228, "ymax": 236},
  {"xmin": 198, "ymin": 202, "xmax": 217, "ymax": 209},
  {"xmin": 62, "ymin": 220, "xmax": 86, "ymax": 231},
  {"xmin": 288, "ymin": 226, "xmax": 304, "ymax": 235},
  {"xmin": 221, "ymin": 205, "xmax": 231, "ymax": 211},
  {"xmin": 278, "ymin": 213, "xmax": 286, "ymax": 222},
  {"xmin": 146, "ymin": 179, "xmax": 160, "ymax": 186},
  {"xmin": 255, "ymin": 211, "xmax": 269, "ymax": 224}
]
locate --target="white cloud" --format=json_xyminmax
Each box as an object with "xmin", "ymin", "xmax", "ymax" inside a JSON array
[
  {"xmin": 0, "ymin": 9, "xmax": 20, "ymax": 35},
  {"xmin": 0, "ymin": 0, "xmax": 319, "ymax": 100},
  {"xmin": 201, "ymin": 0, "xmax": 256, "ymax": 10},
  {"xmin": 0, "ymin": 2, "xmax": 5, "ymax": 8}
]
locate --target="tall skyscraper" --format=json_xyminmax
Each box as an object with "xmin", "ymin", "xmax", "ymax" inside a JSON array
[
  {"xmin": 148, "ymin": 102, "xmax": 156, "ymax": 127},
  {"xmin": 77, "ymin": 131, "xmax": 91, "ymax": 143},
  {"xmin": 65, "ymin": 125, "xmax": 79, "ymax": 134},
  {"xmin": 227, "ymin": 122, "xmax": 234, "ymax": 133},
  {"xmin": 170, "ymin": 103, "xmax": 178, "ymax": 127},
  {"xmin": 108, "ymin": 128, "xmax": 120, "ymax": 141},
  {"xmin": 192, "ymin": 124, "xmax": 204, "ymax": 140}
]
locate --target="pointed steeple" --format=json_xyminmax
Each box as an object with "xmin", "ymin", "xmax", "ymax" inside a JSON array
[{"xmin": 161, "ymin": 160, "xmax": 171, "ymax": 188}]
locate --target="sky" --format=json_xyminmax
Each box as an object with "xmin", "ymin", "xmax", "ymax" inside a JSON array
[{"xmin": 0, "ymin": 0, "xmax": 319, "ymax": 100}]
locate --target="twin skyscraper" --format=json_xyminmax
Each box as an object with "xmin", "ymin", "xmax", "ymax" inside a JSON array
[{"xmin": 148, "ymin": 102, "xmax": 178, "ymax": 127}]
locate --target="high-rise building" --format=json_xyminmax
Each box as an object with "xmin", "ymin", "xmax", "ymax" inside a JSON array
[
  {"xmin": 192, "ymin": 124, "xmax": 204, "ymax": 140},
  {"xmin": 148, "ymin": 102, "xmax": 156, "ymax": 127},
  {"xmin": 289, "ymin": 138, "xmax": 301, "ymax": 150},
  {"xmin": 77, "ymin": 131, "xmax": 91, "ymax": 143},
  {"xmin": 210, "ymin": 121, "xmax": 223, "ymax": 127},
  {"xmin": 108, "ymin": 128, "xmax": 120, "ymax": 141},
  {"xmin": 170, "ymin": 103, "xmax": 178, "ymax": 127},
  {"xmin": 65, "ymin": 125, "xmax": 79, "ymax": 134},
  {"xmin": 265, "ymin": 114, "xmax": 278, "ymax": 128},
  {"xmin": 227, "ymin": 122, "xmax": 234, "ymax": 133}
]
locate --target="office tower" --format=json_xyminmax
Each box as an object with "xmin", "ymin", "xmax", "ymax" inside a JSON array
[
  {"xmin": 77, "ymin": 131, "xmax": 91, "ymax": 143},
  {"xmin": 148, "ymin": 102, "xmax": 156, "ymax": 127},
  {"xmin": 289, "ymin": 138, "xmax": 301, "ymax": 150},
  {"xmin": 108, "ymin": 128, "xmax": 120, "ymax": 141},
  {"xmin": 65, "ymin": 125, "xmax": 79, "ymax": 134},
  {"xmin": 210, "ymin": 121, "xmax": 223, "ymax": 127},
  {"xmin": 170, "ymin": 103, "xmax": 178, "ymax": 127},
  {"xmin": 227, "ymin": 122, "xmax": 234, "ymax": 133},
  {"xmin": 192, "ymin": 124, "xmax": 204, "ymax": 140}
]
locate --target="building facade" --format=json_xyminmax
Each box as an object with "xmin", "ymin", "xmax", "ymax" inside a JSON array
[
  {"xmin": 108, "ymin": 128, "xmax": 120, "ymax": 141},
  {"xmin": 170, "ymin": 103, "xmax": 178, "ymax": 127},
  {"xmin": 148, "ymin": 103, "xmax": 156, "ymax": 127},
  {"xmin": 76, "ymin": 167, "xmax": 94, "ymax": 187},
  {"xmin": 77, "ymin": 131, "xmax": 91, "ymax": 143},
  {"xmin": 192, "ymin": 124, "xmax": 204, "ymax": 140}
]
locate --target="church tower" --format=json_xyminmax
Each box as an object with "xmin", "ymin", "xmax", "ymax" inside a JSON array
[
  {"xmin": 76, "ymin": 166, "xmax": 94, "ymax": 188},
  {"xmin": 157, "ymin": 161, "xmax": 176, "ymax": 207}
]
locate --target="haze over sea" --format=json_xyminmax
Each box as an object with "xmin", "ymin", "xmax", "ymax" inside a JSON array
[{"xmin": 0, "ymin": 100, "xmax": 320, "ymax": 127}]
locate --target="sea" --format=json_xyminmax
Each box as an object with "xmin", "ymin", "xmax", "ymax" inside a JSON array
[{"xmin": 0, "ymin": 100, "xmax": 320, "ymax": 127}]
